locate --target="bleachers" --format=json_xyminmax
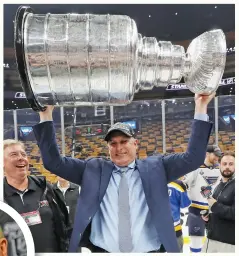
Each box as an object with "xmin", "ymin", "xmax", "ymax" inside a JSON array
[{"xmin": 21, "ymin": 119, "xmax": 234, "ymax": 183}]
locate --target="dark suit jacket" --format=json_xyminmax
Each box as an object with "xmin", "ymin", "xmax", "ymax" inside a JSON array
[
  {"xmin": 52, "ymin": 182, "xmax": 79, "ymax": 229},
  {"xmin": 33, "ymin": 119, "xmax": 212, "ymax": 252}
]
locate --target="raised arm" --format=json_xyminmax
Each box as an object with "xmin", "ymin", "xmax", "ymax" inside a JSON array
[
  {"xmin": 33, "ymin": 106, "xmax": 86, "ymax": 185},
  {"xmin": 162, "ymin": 93, "xmax": 214, "ymax": 182}
]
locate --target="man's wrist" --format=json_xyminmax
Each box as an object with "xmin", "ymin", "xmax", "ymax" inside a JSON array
[
  {"xmin": 39, "ymin": 113, "xmax": 53, "ymax": 122},
  {"xmin": 195, "ymin": 105, "xmax": 207, "ymax": 115}
]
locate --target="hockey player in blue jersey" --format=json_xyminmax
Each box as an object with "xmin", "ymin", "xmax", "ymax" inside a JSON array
[{"xmin": 168, "ymin": 179, "xmax": 191, "ymax": 252}]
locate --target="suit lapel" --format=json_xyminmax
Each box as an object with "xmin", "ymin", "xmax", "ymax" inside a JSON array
[
  {"xmin": 99, "ymin": 159, "xmax": 114, "ymax": 201},
  {"xmin": 136, "ymin": 159, "xmax": 150, "ymax": 199}
]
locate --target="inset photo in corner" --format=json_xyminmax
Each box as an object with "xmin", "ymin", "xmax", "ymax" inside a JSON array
[{"xmin": 0, "ymin": 201, "xmax": 35, "ymax": 256}]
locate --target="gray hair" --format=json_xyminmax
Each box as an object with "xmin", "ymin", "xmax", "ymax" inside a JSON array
[{"xmin": 3, "ymin": 139, "xmax": 25, "ymax": 151}]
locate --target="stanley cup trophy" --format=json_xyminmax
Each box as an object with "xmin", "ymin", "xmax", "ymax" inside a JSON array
[{"xmin": 14, "ymin": 6, "xmax": 227, "ymax": 111}]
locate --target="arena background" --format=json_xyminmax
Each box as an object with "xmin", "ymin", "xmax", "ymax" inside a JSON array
[{"xmin": 3, "ymin": 3, "xmax": 235, "ymax": 252}]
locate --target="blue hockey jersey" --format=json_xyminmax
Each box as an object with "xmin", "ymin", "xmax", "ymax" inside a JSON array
[{"xmin": 168, "ymin": 180, "xmax": 191, "ymax": 237}]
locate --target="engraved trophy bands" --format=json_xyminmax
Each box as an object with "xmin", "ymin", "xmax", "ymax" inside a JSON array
[{"xmin": 14, "ymin": 6, "xmax": 226, "ymax": 111}]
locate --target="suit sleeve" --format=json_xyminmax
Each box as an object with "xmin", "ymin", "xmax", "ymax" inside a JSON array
[
  {"xmin": 162, "ymin": 119, "xmax": 212, "ymax": 182},
  {"xmin": 33, "ymin": 121, "xmax": 86, "ymax": 185},
  {"xmin": 210, "ymin": 201, "xmax": 235, "ymax": 221}
]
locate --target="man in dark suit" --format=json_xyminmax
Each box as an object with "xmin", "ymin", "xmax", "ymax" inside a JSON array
[
  {"xmin": 33, "ymin": 93, "xmax": 214, "ymax": 253},
  {"xmin": 53, "ymin": 176, "xmax": 80, "ymax": 229}
]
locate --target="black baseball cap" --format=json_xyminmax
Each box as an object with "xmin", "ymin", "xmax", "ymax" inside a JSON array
[
  {"xmin": 104, "ymin": 122, "xmax": 135, "ymax": 141},
  {"xmin": 207, "ymin": 145, "xmax": 223, "ymax": 157}
]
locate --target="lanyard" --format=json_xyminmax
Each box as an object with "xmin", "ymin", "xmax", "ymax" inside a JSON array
[{"xmin": 37, "ymin": 186, "xmax": 48, "ymax": 210}]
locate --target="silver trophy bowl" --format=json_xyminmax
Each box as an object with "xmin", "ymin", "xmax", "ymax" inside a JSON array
[{"xmin": 14, "ymin": 6, "xmax": 226, "ymax": 111}]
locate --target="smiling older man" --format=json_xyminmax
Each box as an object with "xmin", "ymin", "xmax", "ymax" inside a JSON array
[
  {"xmin": 33, "ymin": 93, "xmax": 214, "ymax": 253},
  {"xmin": 3, "ymin": 140, "xmax": 70, "ymax": 253}
]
